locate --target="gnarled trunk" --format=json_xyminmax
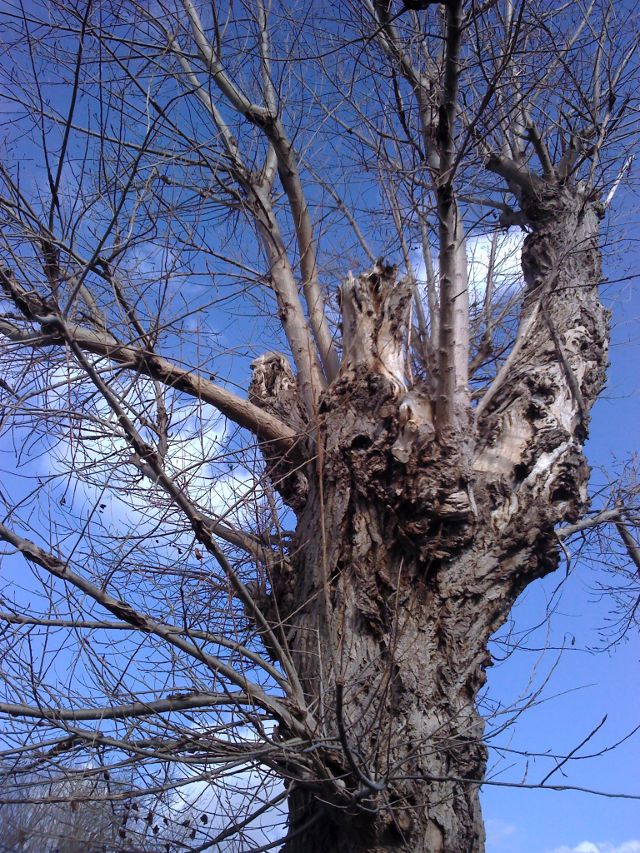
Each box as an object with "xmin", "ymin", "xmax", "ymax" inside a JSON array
[
  {"xmin": 282, "ymin": 490, "xmax": 488, "ymax": 852},
  {"xmin": 248, "ymin": 190, "xmax": 608, "ymax": 852}
]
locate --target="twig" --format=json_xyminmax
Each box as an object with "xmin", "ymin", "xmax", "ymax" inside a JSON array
[
  {"xmin": 335, "ymin": 679, "xmax": 385, "ymax": 793},
  {"xmin": 540, "ymin": 715, "xmax": 607, "ymax": 786}
]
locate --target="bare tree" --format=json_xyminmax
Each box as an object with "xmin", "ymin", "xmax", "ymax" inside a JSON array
[
  {"xmin": 0, "ymin": 770, "xmax": 189, "ymax": 852},
  {"xmin": 0, "ymin": 1, "xmax": 638, "ymax": 851}
]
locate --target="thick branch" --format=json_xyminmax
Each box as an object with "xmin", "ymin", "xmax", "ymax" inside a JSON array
[
  {"xmin": 0, "ymin": 313, "xmax": 297, "ymax": 456},
  {"xmin": 435, "ymin": 0, "xmax": 469, "ymax": 434},
  {"xmin": 249, "ymin": 186, "xmax": 326, "ymax": 414},
  {"xmin": 484, "ymin": 152, "xmax": 542, "ymax": 196},
  {"xmin": 473, "ymin": 188, "xmax": 609, "ymax": 591},
  {"xmin": 0, "ymin": 694, "xmax": 247, "ymax": 722},
  {"xmin": 179, "ymin": 1, "xmax": 335, "ymax": 392},
  {"xmin": 181, "ymin": 0, "xmax": 272, "ymax": 122},
  {"xmin": 263, "ymin": 120, "xmax": 340, "ymax": 382}
]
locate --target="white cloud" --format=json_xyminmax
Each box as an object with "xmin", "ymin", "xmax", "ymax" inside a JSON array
[
  {"xmin": 160, "ymin": 752, "xmax": 285, "ymax": 851},
  {"xmin": 486, "ymin": 818, "xmax": 517, "ymax": 846},
  {"xmin": 412, "ymin": 228, "xmax": 525, "ymax": 320},
  {"xmin": 546, "ymin": 841, "xmax": 640, "ymax": 853},
  {"xmin": 38, "ymin": 361, "xmax": 266, "ymax": 528},
  {"xmin": 466, "ymin": 229, "xmax": 524, "ymax": 304}
]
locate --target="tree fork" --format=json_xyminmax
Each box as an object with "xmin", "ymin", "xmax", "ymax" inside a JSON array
[{"xmin": 247, "ymin": 178, "xmax": 610, "ymax": 848}]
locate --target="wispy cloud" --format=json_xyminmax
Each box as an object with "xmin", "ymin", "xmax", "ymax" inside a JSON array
[
  {"xmin": 412, "ymin": 228, "xmax": 525, "ymax": 308},
  {"xmin": 546, "ymin": 841, "xmax": 640, "ymax": 853}
]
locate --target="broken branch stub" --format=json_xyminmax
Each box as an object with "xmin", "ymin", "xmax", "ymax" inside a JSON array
[
  {"xmin": 318, "ymin": 262, "xmax": 472, "ymax": 560},
  {"xmin": 249, "ymin": 263, "xmax": 472, "ymax": 548},
  {"xmin": 249, "ymin": 352, "xmax": 309, "ymax": 512},
  {"xmin": 335, "ymin": 262, "xmax": 438, "ymax": 468},
  {"xmin": 338, "ymin": 260, "xmax": 413, "ymax": 392}
]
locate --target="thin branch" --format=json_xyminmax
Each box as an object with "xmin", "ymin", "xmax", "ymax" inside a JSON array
[
  {"xmin": 0, "ymin": 612, "xmax": 286, "ymax": 685},
  {"xmin": 556, "ymin": 507, "xmax": 622, "ymax": 538},
  {"xmin": 0, "ymin": 521, "xmax": 292, "ymax": 718},
  {"xmin": 0, "ymin": 313, "xmax": 298, "ymax": 456},
  {"xmin": 616, "ymin": 518, "xmax": 640, "ymax": 574},
  {"xmin": 540, "ymin": 715, "xmax": 607, "ymax": 785}
]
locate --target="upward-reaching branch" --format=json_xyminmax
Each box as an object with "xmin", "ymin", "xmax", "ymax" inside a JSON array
[
  {"xmin": 435, "ymin": 0, "xmax": 469, "ymax": 435},
  {"xmin": 179, "ymin": 0, "xmax": 338, "ymax": 387}
]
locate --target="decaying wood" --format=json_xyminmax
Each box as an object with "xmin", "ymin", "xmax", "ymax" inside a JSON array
[{"xmin": 249, "ymin": 351, "xmax": 310, "ymax": 511}]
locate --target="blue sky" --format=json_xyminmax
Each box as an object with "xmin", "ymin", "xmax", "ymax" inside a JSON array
[{"xmin": 1, "ymin": 229, "xmax": 635, "ymax": 851}]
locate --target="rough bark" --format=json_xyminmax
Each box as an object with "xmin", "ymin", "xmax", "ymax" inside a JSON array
[{"xmin": 246, "ymin": 184, "xmax": 608, "ymax": 852}]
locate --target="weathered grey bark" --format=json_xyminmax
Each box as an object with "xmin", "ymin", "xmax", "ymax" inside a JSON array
[{"xmin": 248, "ymin": 184, "xmax": 608, "ymax": 852}]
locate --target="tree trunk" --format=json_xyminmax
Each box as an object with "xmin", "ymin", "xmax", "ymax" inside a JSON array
[
  {"xmin": 281, "ymin": 489, "xmax": 488, "ymax": 852},
  {"xmin": 249, "ymin": 189, "xmax": 608, "ymax": 852}
]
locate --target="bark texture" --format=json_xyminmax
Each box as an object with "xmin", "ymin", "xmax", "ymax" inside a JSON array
[{"xmin": 247, "ymin": 187, "xmax": 608, "ymax": 852}]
